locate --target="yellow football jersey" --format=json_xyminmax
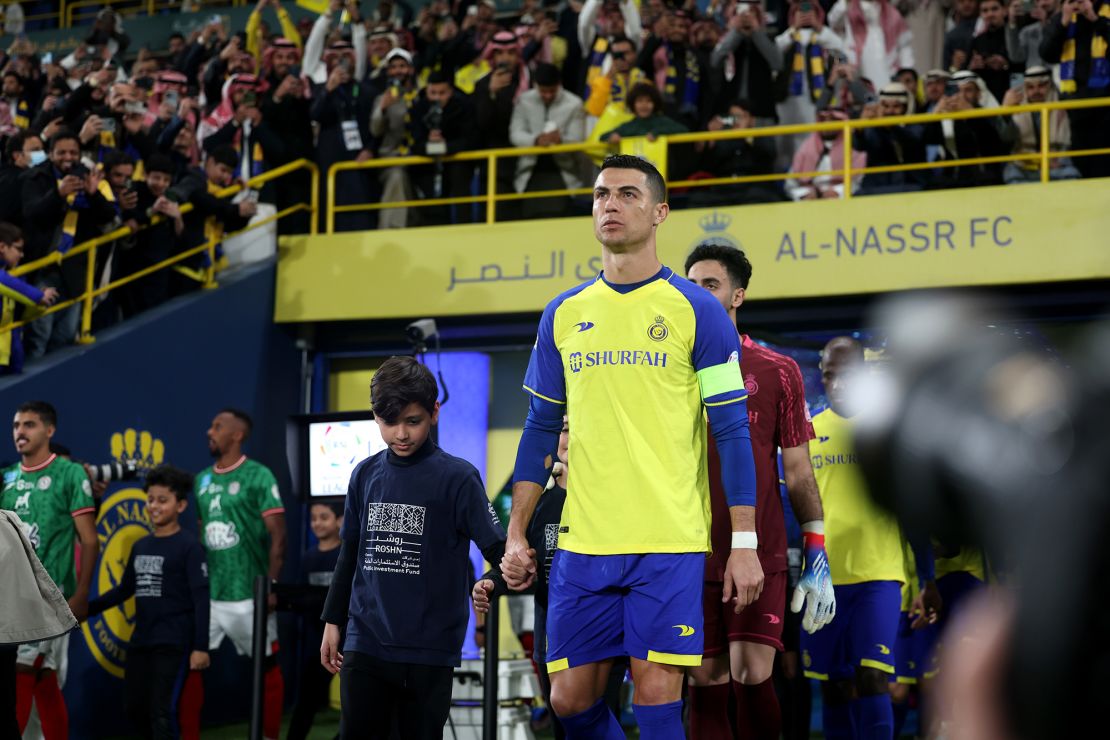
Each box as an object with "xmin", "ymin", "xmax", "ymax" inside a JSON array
[
  {"xmin": 524, "ymin": 267, "xmax": 747, "ymax": 555},
  {"xmin": 811, "ymin": 409, "xmax": 905, "ymax": 585}
]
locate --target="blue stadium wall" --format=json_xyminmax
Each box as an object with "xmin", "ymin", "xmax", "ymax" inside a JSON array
[{"xmin": 0, "ymin": 262, "xmax": 304, "ymax": 738}]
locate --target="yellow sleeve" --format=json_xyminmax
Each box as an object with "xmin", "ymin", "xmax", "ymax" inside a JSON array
[
  {"xmin": 246, "ymin": 9, "xmax": 263, "ymax": 60},
  {"xmin": 277, "ymin": 7, "xmax": 303, "ymax": 49},
  {"xmin": 584, "ymin": 75, "xmax": 612, "ymax": 118}
]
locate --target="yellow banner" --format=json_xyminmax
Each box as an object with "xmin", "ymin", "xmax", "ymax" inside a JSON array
[
  {"xmin": 295, "ymin": 0, "xmax": 329, "ymax": 14},
  {"xmin": 275, "ymin": 180, "xmax": 1110, "ymax": 323}
]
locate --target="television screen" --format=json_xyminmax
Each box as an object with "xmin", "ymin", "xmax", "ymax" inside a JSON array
[{"xmin": 307, "ymin": 418, "xmax": 387, "ymax": 497}]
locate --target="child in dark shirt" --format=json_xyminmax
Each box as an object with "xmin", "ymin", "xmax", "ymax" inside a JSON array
[
  {"xmin": 321, "ymin": 356, "xmax": 507, "ymax": 740},
  {"xmin": 287, "ymin": 501, "xmax": 342, "ymax": 740},
  {"xmin": 88, "ymin": 465, "xmax": 209, "ymax": 740}
]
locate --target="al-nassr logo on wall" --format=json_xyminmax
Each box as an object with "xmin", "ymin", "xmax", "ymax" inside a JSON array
[
  {"xmin": 82, "ymin": 429, "xmax": 165, "ymax": 678},
  {"xmin": 691, "ymin": 211, "xmax": 742, "ymax": 250}
]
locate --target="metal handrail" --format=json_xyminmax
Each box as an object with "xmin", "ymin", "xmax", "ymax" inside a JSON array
[
  {"xmin": 2, "ymin": 159, "xmax": 318, "ymax": 345},
  {"xmin": 324, "ymin": 96, "xmax": 1110, "ymax": 231}
]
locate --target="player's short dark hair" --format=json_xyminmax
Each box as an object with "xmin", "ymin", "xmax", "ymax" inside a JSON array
[
  {"xmin": 0, "ymin": 222, "xmax": 22, "ymax": 246},
  {"xmin": 311, "ymin": 501, "xmax": 344, "ymax": 518},
  {"xmin": 600, "ymin": 154, "xmax": 666, "ymax": 204},
  {"xmin": 17, "ymin": 401, "xmax": 57, "ymax": 428},
  {"xmin": 145, "ymin": 464, "xmax": 195, "ymax": 501},
  {"xmin": 219, "ymin": 407, "xmax": 253, "ymax": 441},
  {"xmin": 371, "ymin": 356, "xmax": 439, "ymax": 423},
  {"xmin": 685, "ymin": 242, "xmax": 752, "ymax": 290},
  {"xmin": 47, "ymin": 129, "xmax": 79, "ymax": 153},
  {"xmin": 208, "ymin": 144, "xmax": 239, "ymax": 170},
  {"xmin": 146, "ymin": 153, "xmax": 175, "ymax": 176}
]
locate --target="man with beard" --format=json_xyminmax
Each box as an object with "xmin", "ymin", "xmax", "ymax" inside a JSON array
[
  {"xmin": 640, "ymin": 9, "xmax": 711, "ymax": 128},
  {"xmin": 261, "ymin": 37, "xmax": 313, "ymax": 234},
  {"xmin": 195, "ymin": 408, "xmax": 287, "ymax": 740}
]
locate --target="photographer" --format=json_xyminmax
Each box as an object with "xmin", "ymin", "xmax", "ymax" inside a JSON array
[
  {"xmin": 641, "ymin": 9, "xmax": 710, "ymax": 129},
  {"xmin": 1007, "ymin": 0, "xmax": 1059, "ymax": 69},
  {"xmin": 691, "ymin": 100, "xmax": 782, "ymax": 205},
  {"xmin": 370, "ymin": 49, "xmax": 420, "ymax": 230},
  {"xmin": 709, "ymin": 1, "xmax": 783, "ymax": 125},
  {"xmin": 852, "ymin": 82, "xmax": 929, "ymax": 194},
  {"xmin": 21, "ymin": 130, "xmax": 118, "ymax": 357},
  {"xmin": 924, "ymin": 71, "xmax": 1007, "ymax": 188},
  {"xmin": 201, "ymin": 77, "xmax": 283, "ymax": 185},
  {"xmin": 261, "ymin": 39, "xmax": 313, "ymax": 234},
  {"xmin": 775, "ymin": 0, "xmax": 846, "ymax": 166},
  {"xmin": 969, "ymin": 0, "xmax": 1015, "ymax": 103},
  {"xmin": 311, "ymin": 40, "xmax": 374, "ymax": 232},
  {"xmin": 117, "ymin": 154, "xmax": 183, "ymax": 318},
  {"xmin": 411, "ymin": 72, "xmax": 477, "ymax": 226},
  {"xmin": 1040, "ymin": 0, "xmax": 1110, "ymax": 178},
  {"xmin": 93, "ymin": 150, "xmax": 142, "ymax": 328}
]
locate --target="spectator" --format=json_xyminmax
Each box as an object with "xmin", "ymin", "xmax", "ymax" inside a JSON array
[
  {"xmin": 922, "ymin": 68, "xmax": 951, "ymax": 110},
  {"xmin": 905, "ymin": 0, "xmax": 948, "ymax": 72},
  {"xmin": 0, "ymin": 132, "xmax": 44, "ymax": 228},
  {"xmin": 245, "ymin": 0, "xmax": 302, "ymax": 62},
  {"xmin": 853, "ymin": 82, "xmax": 929, "ymax": 193},
  {"xmin": 925, "ymin": 71, "xmax": 1007, "ymax": 187},
  {"xmin": 944, "ymin": 0, "xmax": 981, "ymax": 70},
  {"xmin": 370, "ymin": 49, "xmax": 420, "ymax": 230},
  {"xmin": 368, "ymin": 26, "xmax": 401, "ymax": 86},
  {"xmin": 508, "ymin": 62, "xmax": 589, "ymax": 219},
  {"xmin": 786, "ymin": 105, "xmax": 868, "ymax": 199},
  {"xmin": 690, "ymin": 100, "xmax": 782, "ymax": 205},
  {"xmin": 0, "ymin": 223, "xmax": 57, "ymax": 375},
  {"xmin": 410, "ymin": 72, "xmax": 477, "ymax": 225},
  {"xmin": 583, "ymin": 35, "xmax": 648, "ymax": 126},
  {"xmin": 474, "ymin": 31, "xmax": 530, "ymax": 218},
  {"xmin": 1040, "ymin": 0, "xmax": 1110, "ymax": 178},
  {"xmin": 21, "ymin": 130, "xmax": 118, "ymax": 358},
  {"xmin": 1000, "ymin": 66, "xmax": 1082, "ymax": 181},
  {"xmin": 170, "ymin": 144, "xmax": 256, "ymax": 294},
  {"xmin": 1008, "ymin": 0, "xmax": 1060, "ymax": 69},
  {"xmin": 775, "ymin": 0, "xmax": 846, "ymax": 165},
  {"xmin": 895, "ymin": 66, "xmax": 924, "ymax": 107},
  {"xmin": 260, "ymin": 38, "xmax": 314, "ymax": 235},
  {"xmin": 828, "ymin": 0, "xmax": 914, "ymax": 86},
  {"xmin": 599, "ymin": 81, "xmax": 689, "ymax": 142},
  {"xmin": 710, "ymin": 0, "xmax": 783, "ymax": 125},
  {"xmin": 970, "ymin": 0, "xmax": 1014, "ymax": 102},
  {"xmin": 202, "ymin": 76, "xmax": 284, "ymax": 186},
  {"xmin": 641, "ymin": 9, "xmax": 709, "ymax": 128},
  {"xmin": 117, "ymin": 154, "xmax": 183, "ymax": 318},
  {"xmin": 84, "ymin": 9, "xmax": 131, "ymax": 61},
  {"xmin": 94, "ymin": 150, "xmax": 141, "ymax": 327},
  {"xmin": 310, "ymin": 40, "xmax": 374, "ymax": 232},
  {"xmin": 580, "ymin": 0, "xmax": 644, "ymax": 96},
  {"xmin": 518, "ymin": 11, "xmax": 569, "ymax": 72},
  {"xmin": 203, "ymin": 34, "xmax": 258, "ymax": 114},
  {"xmin": 816, "ymin": 55, "xmax": 874, "ymax": 116},
  {"xmin": 0, "ymin": 71, "xmax": 31, "ymax": 137}
]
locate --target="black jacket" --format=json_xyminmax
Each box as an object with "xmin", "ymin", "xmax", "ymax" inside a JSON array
[
  {"xmin": 473, "ymin": 72, "xmax": 520, "ymax": 150},
  {"xmin": 410, "ymin": 90, "xmax": 477, "ymax": 156},
  {"xmin": 1040, "ymin": 8, "xmax": 1110, "ymax": 95}
]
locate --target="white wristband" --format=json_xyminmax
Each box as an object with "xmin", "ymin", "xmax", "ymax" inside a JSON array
[
  {"xmin": 801, "ymin": 520, "xmax": 825, "ymax": 535},
  {"xmin": 731, "ymin": 531, "xmax": 758, "ymax": 549}
]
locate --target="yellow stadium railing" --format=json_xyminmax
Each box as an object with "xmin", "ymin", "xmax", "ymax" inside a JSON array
[
  {"xmin": 59, "ymin": 0, "xmax": 239, "ymax": 29},
  {"xmin": 2, "ymin": 158, "xmax": 317, "ymax": 345},
  {"xmin": 324, "ymin": 96, "xmax": 1110, "ymax": 233}
]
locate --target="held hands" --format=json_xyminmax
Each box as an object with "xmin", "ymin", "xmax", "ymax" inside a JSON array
[
  {"xmin": 500, "ymin": 534, "xmax": 537, "ymax": 591},
  {"xmin": 189, "ymin": 650, "xmax": 210, "ymax": 670},
  {"xmin": 790, "ymin": 529, "xmax": 836, "ymax": 634},
  {"xmin": 472, "ymin": 578, "xmax": 495, "ymax": 613},
  {"xmin": 320, "ymin": 623, "xmax": 343, "ymax": 674}
]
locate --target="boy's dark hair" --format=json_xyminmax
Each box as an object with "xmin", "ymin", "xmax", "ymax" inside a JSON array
[
  {"xmin": 599, "ymin": 153, "xmax": 667, "ymax": 204},
  {"xmin": 145, "ymin": 465, "xmax": 195, "ymax": 501},
  {"xmin": 426, "ymin": 70, "xmax": 450, "ymax": 86},
  {"xmin": 685, "ymin": 242, "xmax": 753, "ymax": 290},
  {"xmin": 219, "ymin": 407, "xmax": 253, "ymax": 440},
  {"xmin": 209, "ymin": 144, "xmax": 239, "ymax": 170},
  {"xmin": 5, "ymin": 130, "xmax": 39, "ymax": 162},
  {"xmin": 370, "ymin": 356, "xmax": 439, "ymax": 423},
  {"xmin": 17, "ymin": 401, "xmax": 57, "ymax": 428},
  {"xmin": 0, "ymin": 222, "xmax": 23, "ymax": 246},
  {"xmin": 625, "ymin": 81, "xmax": 663, "ymax": 116},
  {"xmin": 146, "ymin": 153, "xmax": 175, "ymax": 176},
  {"xmin": 311, "ymin": 501, "xmax": 344, "ymax": 518},
  {"xmin": 534, "ymin": 62, "xmax": 561, "ymax": 87},
  {"xmin": 47, "ymin": 129, "xmax": 79, "ymax": 153},
  {"xmin": 102, "ymin": 148, "xmax": 135, "ymax": 172}
]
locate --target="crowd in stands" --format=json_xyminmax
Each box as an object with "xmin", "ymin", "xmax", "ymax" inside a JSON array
[{"xmin": 0, "ymin": 0, "xmax": 1106, "ymax": 369}]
